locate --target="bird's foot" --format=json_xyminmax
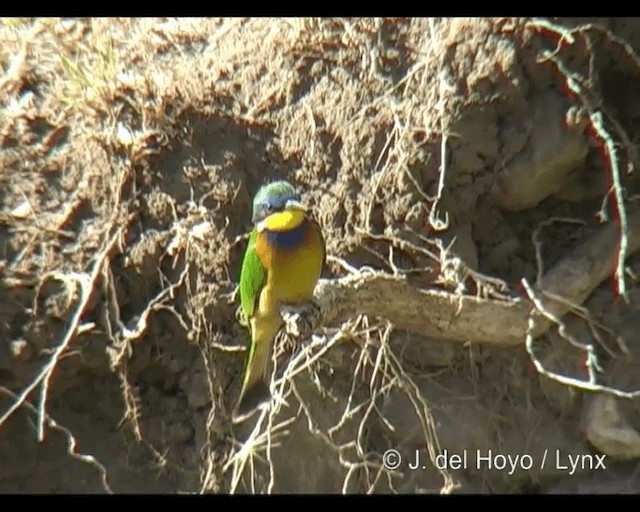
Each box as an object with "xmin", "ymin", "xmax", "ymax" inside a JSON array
[{"xmin": 280, "ymin": 301, "xmax": 322, "ymax": 338}]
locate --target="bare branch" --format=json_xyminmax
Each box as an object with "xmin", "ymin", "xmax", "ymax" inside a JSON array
[{"xmin": 309, "ymin": 210, "xmax": 640, "ymax": 346}]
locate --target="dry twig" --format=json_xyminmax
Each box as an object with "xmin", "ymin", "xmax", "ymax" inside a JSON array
[
  {"xmin": 0, "ymin": 386, "xmax": 113, "ymax": 493},
  {"xmin": 0, "ymin": 228, "xmax": 122, "ymax": 437}
]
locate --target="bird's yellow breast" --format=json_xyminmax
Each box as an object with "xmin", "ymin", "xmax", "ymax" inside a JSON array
[{"xmin": 254, "ymin": 219, "xmax": 324, "ymax": 315}]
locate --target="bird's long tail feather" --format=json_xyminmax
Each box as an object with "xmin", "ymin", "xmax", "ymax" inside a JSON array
[
  {"xmin": 232, "ymin": 379, "xmax": 271, "ymax": 424},
  {"xmin": 232, "ymin": 332, "xmax": 274, "ymax": 424}
]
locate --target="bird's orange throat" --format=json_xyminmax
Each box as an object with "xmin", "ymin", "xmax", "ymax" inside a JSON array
[{"xmin": 258, "ymin": 209, "xmax": 306, "ymax": 232}]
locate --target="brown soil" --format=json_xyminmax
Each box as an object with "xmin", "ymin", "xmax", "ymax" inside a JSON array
[{"xmin": 1, "ymin": 17, "xmax": 640, "ymax": 494}]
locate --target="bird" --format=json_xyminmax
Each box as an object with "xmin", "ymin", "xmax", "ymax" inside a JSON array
[{"xmin": 232, "ymin": 180, "xmax": 326, "ymax": 424}]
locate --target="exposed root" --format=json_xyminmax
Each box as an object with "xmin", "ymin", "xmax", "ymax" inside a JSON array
[
  {"xmin": 0, "ymin": 228, "xmax": 122, "ymax": 438},
  {"xmin": 523, "ymin": 278, "xmax": 640, "ymax": 399},
  {"xmin": 528, "ymin": 18, "xmax": 638, "ymax": 302},
  {"xmin": 302, "ymin": 210, "xmax": 640, "ymax": 348},
  {"xmin": 0, "ymin": 386, "xmax": 113, "ymax": 493},
  {"xmin": 225, "ymin": 315, "xmax": 456, "ymax": 494}
]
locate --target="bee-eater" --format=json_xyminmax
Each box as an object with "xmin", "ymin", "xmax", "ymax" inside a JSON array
[{"xmin": 232, "ymin": 180, "xmax": 326, "ymax": 423}]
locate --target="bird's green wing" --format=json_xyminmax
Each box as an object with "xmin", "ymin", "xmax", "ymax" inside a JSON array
[{"xmin": 239, "ymin": 229, "xmax": 267, "ymax": 320}]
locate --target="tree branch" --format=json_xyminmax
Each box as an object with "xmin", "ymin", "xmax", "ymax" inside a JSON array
[{"xmin": 309, "ymin": 210, "xmax": 640, "ymax": 346}]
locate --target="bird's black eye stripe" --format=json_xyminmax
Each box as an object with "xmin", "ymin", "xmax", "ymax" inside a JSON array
[{"xmin": 263, "ymin": 201, "xmax": 282, "ymax": 213}]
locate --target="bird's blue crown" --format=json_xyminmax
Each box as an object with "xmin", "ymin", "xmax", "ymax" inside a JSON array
[{"xmin": 252, "ymin": 180, "xmax": 301, "ymax": 223}]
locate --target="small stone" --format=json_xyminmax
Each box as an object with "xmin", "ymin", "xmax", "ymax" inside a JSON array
[
  {"xmin": 10, "ymin": 201, "xmax": 33, "ymax": 220},
  {"xmin": 10, "ymin": 340, "xmax": 32, "ymax": 362},
  {"xmin": 585, "ymin": 394, "xmax": 640, "ymax": 459}
]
